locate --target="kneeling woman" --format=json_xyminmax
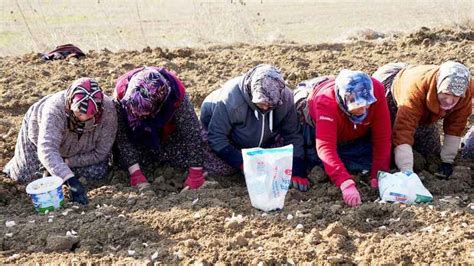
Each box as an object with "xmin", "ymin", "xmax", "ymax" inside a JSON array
[
  {"xmin": 3, "ymin": 78, "xmax": 117, "ymax": 204},
  {"xmin": 304, "ymin": 70, "xmax": 392, "ymax": 207},
  {"xmin": 113, "ymin": 67, "xmax": 206, "ymax": 190},
  {"xmin": 200, "ymin": 64, "xmax": 308, "ymax": 191},
  {"xmin": 373, "ymin": 61, "xmax": 472, "ymax": 178}
]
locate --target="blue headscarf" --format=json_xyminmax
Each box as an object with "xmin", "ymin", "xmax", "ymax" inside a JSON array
[{"xmin": 334, "ymin": 69, "xmax": 376, "ymax": 124}]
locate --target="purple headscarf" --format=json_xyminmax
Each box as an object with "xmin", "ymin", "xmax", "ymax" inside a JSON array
[{"xmin": 120, "ymin": 67, "xmax": 171, "ymax": 129}]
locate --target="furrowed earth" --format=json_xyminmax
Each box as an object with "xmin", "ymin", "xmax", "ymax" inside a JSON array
[{"xmin": 0, "ymin": 26, "xmax": 473, "ymax": 264}]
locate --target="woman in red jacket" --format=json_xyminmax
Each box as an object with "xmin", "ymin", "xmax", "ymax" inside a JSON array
[{"xmin": 306, "ymin": 70, "xmax": 392, "ymax": 207}]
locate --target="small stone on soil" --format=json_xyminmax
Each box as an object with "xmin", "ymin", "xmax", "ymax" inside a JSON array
[
  {"xmin": 5, "ymin": 221, "xmax": 16, "ymax": 227},
  {"xmin": 174, "ymin": 250, "xmax": 185, "ymax": 260}
]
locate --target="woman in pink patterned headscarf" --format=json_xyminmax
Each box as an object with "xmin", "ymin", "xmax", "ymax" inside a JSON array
[
  {"xmin": 4, "ymin": 78, "xmax": 117, "ymax": 205},
  {"xmin": 64, "ymin": 78, "xmax": 105, "ymax": 135}
]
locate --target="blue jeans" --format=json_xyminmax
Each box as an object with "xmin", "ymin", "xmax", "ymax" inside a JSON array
[{"xmin": 303, "ymin": 123, "xmax": 372, "ymax": 173}]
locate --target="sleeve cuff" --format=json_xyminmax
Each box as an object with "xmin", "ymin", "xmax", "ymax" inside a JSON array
[
  {"xmin": 63, "ymin": 172, "xmax": 75, "ymax": 182},
  {"xmin": 440, "ymin": 135, "xmax": 461, "ymax": 163},
  {"xmin": 215, "ymin": 145, "xmax": 243, "ymax": 169},
  {"xmin": 394, "ymin": 144, "xmax": 414, "ymax": 172},
  {"xmin": 333, "ymin": 174, "xmax": 353, "ymax": 187},
  {"xmin": 292, "ymin": 156, "xmax": 307, "ymax": 177}
]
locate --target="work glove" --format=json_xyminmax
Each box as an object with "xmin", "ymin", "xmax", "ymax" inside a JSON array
[
  {"xmin": 370, "ymin": 178, "xmax": 378, "ymax": 189},
  {"xmin": 184, "ymin": 167, "xmax": 205, "ymax": 189},
  {"xmin": 130, "ymin": 169, "xmax": 148, "ymax": 187},
  {"xmin": 435, "ymin": 162, "xmax": 453, "ymax": 179},
  {"xmin": 340, "ymin": 179, "xmax": 361, "ymax": 207},
  {"xmin": 65, "ymin": 176, "xmax": 88, "ymax": 205},
  {"xmin": 291, "ymin": 176, "xmax": 309, "ymax": 192}
]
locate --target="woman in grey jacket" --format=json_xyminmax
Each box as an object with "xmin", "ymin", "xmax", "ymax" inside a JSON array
[
  {"xmin": 201, "ymin": 64, "xmax": 309, "ymax": 191},
  {"xmin": 3, "ymin": 78, "xmax": 117, "ymax": 204}
]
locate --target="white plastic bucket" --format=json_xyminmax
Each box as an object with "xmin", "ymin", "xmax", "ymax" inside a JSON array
[{"xmin": 26, "ymin": 176, "xmax": 64, "ymax": 213}]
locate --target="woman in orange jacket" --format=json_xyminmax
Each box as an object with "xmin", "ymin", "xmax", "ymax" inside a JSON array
[{"xmin": 373, "ymin": 61, "xmax": 472, "ymax": 179}]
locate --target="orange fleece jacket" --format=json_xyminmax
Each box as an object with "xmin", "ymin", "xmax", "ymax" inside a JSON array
[{"xmin": 391, "ymin": 64, "xmax": 473, "ymax": 147}]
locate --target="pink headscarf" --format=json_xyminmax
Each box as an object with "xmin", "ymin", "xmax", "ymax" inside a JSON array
[{"xmin": 65, "ymin": 78, "xmax": 104, "ymax": 134}]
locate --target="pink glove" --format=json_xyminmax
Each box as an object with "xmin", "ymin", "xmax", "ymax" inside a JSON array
[
  {"xmin": 370, "ymin": 178, "xmax": 378, "ymax": 189},
  {"xmin": 340, "ymin": 179, "xmax": 361, "ymax": 207},
  {"xmin": 184, "ymin": 167, "xmax": 205, "ymax": 189},
  {"xmin": 130, "ymin": 169, "xmax": 148, "ymax": 187}
]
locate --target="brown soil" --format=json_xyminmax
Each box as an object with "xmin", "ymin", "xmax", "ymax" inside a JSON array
[{"xmin": 1, "ymin": 26, "xmax": 473, "ymax": 264}]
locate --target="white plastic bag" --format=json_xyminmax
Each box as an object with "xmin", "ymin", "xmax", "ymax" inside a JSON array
[
  {"xmin": 378, "ymin": 171, "xmax": 433, "ymax": 204},
  {"xmin": 242, "ymin": 145, "xmax": 293, "ymax": 211}
]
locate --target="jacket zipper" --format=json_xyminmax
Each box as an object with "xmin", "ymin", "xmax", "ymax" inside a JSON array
[{"xmin": 258, "ymin": 113, "xmax": 265, "ymax": 147}]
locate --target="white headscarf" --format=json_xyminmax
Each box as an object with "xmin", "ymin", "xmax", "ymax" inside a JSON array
[{"xmin": 437, "ymin": 61, "xmax": 470, "ymax": 97}]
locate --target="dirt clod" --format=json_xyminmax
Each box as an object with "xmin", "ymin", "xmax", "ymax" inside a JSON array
[
  {"xmin": 46, "ymin": 235, "xmax": 79, "ymax": 251},
  {"xmin": 231, "ymin": 235, "xmax": 249, "ymax": 248},
  {"xmin": 322, "ymin": 222, "xmax": 348, "ymax": 238}
]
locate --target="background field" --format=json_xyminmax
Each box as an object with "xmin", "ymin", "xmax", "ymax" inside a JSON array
[{"xmin": 1, "ymin": 0, "xmax": 473, "ymax": 56}]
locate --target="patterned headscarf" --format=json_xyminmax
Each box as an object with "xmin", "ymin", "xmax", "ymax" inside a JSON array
[
  {"xmin": 295, "ymin": 77, "xmax": 331, "ymax": 127},
  {"xmin": 437, "ymin": 61, "xmax": 470, "ymax": 97},
  {"xmin": 294, "ymin": 86, "xmax": 312, "ymax": 126},
  {"xmin": 335, "ymin": 69, "xmax": 376, "ymax": 124},
  {"xmin": 65, "ymin": 78, "xmax": 104, "ymax": 134},
  {"xmin": 243, "ymin": 64, "xmax": 286, "ymax": 107},
  {"xmin": 120, "ymin": 67, "xmax": 171, "ymax": 129}
]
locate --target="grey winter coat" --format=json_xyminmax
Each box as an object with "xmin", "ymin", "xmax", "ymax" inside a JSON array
[{"xmin": 201, "ymin": 76, "xmax": 306, "ymax": 176}]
